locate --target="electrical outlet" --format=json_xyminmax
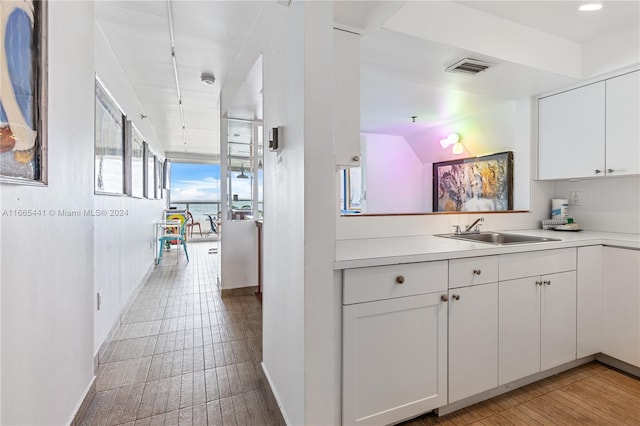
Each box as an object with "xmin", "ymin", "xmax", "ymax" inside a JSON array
[
  {"xmin": 97, "ymin": 291, "xmax": 103, "ymax": 310},
  {"xmin": 570, "ymin": 191, "xmax": 582, "ymax": 206}
]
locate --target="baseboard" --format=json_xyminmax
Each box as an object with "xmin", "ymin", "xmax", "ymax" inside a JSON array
[
  {"xmin": 436, "ymin": 356, "xmax": 595, "ymax": 416},
  {"xmin": 221, "ymin": 285, "xmax": 258, "ymax": 298},
  {"xmin": 95, "ymin": 260, "xmax": 155, "ymax": 369},
  {"xmin": 67, "ymin": 376, "xmax": 96, "ymax": 426},
  {"xmin": 260, "ymin": 362, "xmax": 289, "ymax": 426},
  {"xmin": 596, "ymin": 353, "xmax": 640, "ymax": 377}
]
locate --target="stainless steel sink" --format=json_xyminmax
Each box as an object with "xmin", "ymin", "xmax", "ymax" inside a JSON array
[{"xmin": 437, "ymin": 232, "xmax": 561, "ymax": 245}]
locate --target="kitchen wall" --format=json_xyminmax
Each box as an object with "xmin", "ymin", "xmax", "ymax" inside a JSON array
[
  {"xmin": 362, "ymin": 132, "xmax": 425, "ymax": 213},
  {"xmin": 1, "ymin": 3, "xmax": 95, "ymax": 424},
  {"xmin": 221, "ymin": 2, "xmax": 339, "ymax": 424},
  {"xmin": 93, "ymin": 22, "xmax": 167, "ymax": 355},
  {"xmin": 555, "ymin": 176, "xmax": 640, "ymax": 234}
]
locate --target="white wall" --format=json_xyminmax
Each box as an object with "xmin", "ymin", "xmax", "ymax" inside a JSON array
[
  {"xmin": 404, "ymin": 100, "xmax": 531, "ymax": 212},
  {"xmin": 339, "ymin": 99, "xmax": 541, "ymax": 240},
  {"xmin": 362, "ymin": 133, "xmax": 425, "ymax": 213},
  {"xmin": 301, "ymin": 3, "xmax": 341, "ymax": 424},
  {"xmin": 224, "ymin": 2, "xmax": 339, "ymax": 424},
  {"xmin": 93, "ymin": 22, "xmax": 167, "ymax": 355},
  {"xmin": 583, "ymin": 23, "xmax": 640, "ymax": 79},
  {"xmin": 554, "ymin": 176, "xmax": 640, "ymax": 234},
  {"xmin": 0, "ymin": 3, "xmax": 95, "ymax": 424},
  {"xmin": 248, "ymin": 4, "xmax": 306, "ymax": 424}
]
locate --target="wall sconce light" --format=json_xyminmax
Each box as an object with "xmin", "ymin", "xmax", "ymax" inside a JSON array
[{"xmin": 440, "ymin": 133, "xmax": 465, "ymax": 154}]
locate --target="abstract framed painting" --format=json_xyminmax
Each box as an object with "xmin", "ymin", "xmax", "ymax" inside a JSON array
[
  {"xmin": 0, "ymin": 0, "xmax": 48, "ymax": 185},
  {"xmin": 433, "ymin": 151, "xmax": 513, "ymax": 212}
]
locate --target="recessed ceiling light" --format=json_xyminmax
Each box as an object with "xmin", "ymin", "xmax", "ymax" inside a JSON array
[
  {"xmin": 200, "ymin": 72, "xmax": 216, "ymax": 86},
  {"xmin": 579, "ymin": 2, "xmax": 602, "ymax": 11}
]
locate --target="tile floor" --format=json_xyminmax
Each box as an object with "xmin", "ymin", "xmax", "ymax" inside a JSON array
[{"xmin": 81, "ymin": 242, "xmax": 284, "ymax": 426}]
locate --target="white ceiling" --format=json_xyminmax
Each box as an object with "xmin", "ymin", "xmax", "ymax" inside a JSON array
[
  {"xmin": 456, "ymin": 1, "xmax": 640, "ymax": 43},
  {"xmin": 96, "ymin": 1, "xmax": 640, "ymax": 156}
]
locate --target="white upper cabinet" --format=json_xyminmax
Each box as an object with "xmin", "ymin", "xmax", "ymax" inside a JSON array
[
  {"xmin": 334, "ymin": 29, "xmax": 361, "ymax": 168},
  {"xmin": 605, "ymin": 71, "xmax": 640, "ymax": 176},
  {"xmin": 538, "ymin": 82, "xmax": 605, "ymax": 180},
  {"xmin": 538, "ymin": 70, "xmax": 640, "ymax": 180}
]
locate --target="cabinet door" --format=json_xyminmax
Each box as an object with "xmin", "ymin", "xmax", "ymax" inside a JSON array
[
  {"xmin": 606, "ymin": 71, "xmax": 640, "ymax": 176},
  {"xmin": 603, "ymin": 247, "xmax": 640, "ymax": 367},
  {"xmin": 343, "ymin": 293, "xmax": 448, "ymax": 425},
  {"xmin": 541, "ymin": 271, "xmax": 577, "ymax": 371},
  {"xmin": 499, "ymin": 277, "xmax": 541, "ymax": 385},
  {"xmin": 577, "ymin": 246, "xmax": 603, "ymax": 358},
  {"xmin": 538, "ymin": 82, "xmax": 605, "ymax": 179},
  {"xmin": 334, "ymin": 29, "xmax": 361, "ymax": 168},
  {"xmin": 449, "ymin": 283, "xmax": 498, "ymax": 403}
]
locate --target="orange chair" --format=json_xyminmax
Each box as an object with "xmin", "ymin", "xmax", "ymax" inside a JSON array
[{"xmin": 186, "ymin": 211, "xmax": 202, "ymax": 238}]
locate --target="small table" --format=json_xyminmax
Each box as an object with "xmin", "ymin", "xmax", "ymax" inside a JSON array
[{"xmin": 154, "ymin": 220, "xmax": 181, "ymax": 262}]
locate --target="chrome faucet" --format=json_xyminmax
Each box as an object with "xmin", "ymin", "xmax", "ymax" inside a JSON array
[{"xmin": 463, "ymin": 216, "xmax": 484, "ymax": 233}]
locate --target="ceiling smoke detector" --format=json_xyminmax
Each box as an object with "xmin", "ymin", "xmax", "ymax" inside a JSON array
[
  {"xmin": 200, "ymin": 72, "xmax": 216, "ymax": 86},
  {"xmin": 445, "ymin": 58, "xmax": 493, "ymax": 75}
]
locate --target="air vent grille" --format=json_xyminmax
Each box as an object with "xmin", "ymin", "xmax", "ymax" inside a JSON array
[{"xmin": 445, "ymin": 58, "xmax": 493, "ymax": 75}]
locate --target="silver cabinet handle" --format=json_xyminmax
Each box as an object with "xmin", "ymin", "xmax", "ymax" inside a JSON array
[
  {"xmin": 352, "ymin": 155, "xmax": 360, "ymax": 162},
  {"xmin": 536, "ymin": 280, "xmax": 543, "ymax": 286},
  {"xmin": 473, "ymin": 269, "xmax": 481, "ymax": 275},
  {"xmin": 441, "ymin": 294, "xmax": 449, "ymax": 302},
  {"xmin": 595, "ymin": 169, "xmax": 602, "ymax": 174},
  {"xmin": 543, "ymin": 280, "xmax": 551, "ymax": 286},
  {"xmin": 607, "ymin": 169, "xmax": 614, "ymax": 174},
  {"xmin": 452, "ymin": 294, "xmax": 461, "ymax": 301},
  {"xmin": 395, "ymin": 275, "xmax": 405, "ymax": 284}
]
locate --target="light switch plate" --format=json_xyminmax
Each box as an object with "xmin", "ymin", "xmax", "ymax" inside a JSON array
[{"xmin": 570, "ymin": 191, "xmax": 582, "ymax": 205}]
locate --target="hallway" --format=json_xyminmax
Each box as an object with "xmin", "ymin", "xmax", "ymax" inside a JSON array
[{"xmin": 81, "ymin": 243, "xmax": 283, "ymax": 425}]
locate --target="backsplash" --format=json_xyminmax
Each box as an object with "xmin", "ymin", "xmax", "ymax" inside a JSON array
[{"xmin": 554, "ymin": 175, "xmax": 640, "ymax": 234}]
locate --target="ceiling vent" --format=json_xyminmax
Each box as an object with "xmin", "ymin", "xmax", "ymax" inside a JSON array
[{"xmin": 445, "ymin": 58, "xmax": 493, "ymax": 75}]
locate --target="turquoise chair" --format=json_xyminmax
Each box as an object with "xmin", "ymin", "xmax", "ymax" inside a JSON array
[{"xmin": 157, "ymin": 219, "xmax": 189, "ymax": 264}]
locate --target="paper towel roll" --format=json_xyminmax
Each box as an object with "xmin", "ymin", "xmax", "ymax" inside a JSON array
[{"xmin": 551, "ymin": 199, "xmax": 569, "ymax": 219}]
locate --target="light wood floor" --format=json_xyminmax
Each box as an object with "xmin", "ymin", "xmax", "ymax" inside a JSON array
[
  {"xmin": 402, "ymin": 362, "xmax": 640, "ymax": 425},
  {"xmin": 80, "ymin": 242, "xmax": 639, "ymax": 426},
  {"xmin": 80, "ymin": 242, "xmax": 283, "ymax": 426}
]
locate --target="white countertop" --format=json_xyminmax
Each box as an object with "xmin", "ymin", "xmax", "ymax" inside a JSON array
[{"xmin": 335, "ymin": 230, "xmax": 640, "ymax": 269}]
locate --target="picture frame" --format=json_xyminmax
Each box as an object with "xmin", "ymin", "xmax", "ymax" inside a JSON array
[
  {"xmin": 0, "ymin": 0, "xmax": 48, "ymax": 185},
  {"xmin": 125, "ymin": 121, "xmax": 144, "ymax": 198},
  {"xmin": 155, "ymin": 157, "xmax": 162, "ymax": 199},
  {"xmin": 95, "ymin": 79, "xmax": 125, "ymax": 195},
  {"xmin": 433, "ymin": 151, "xmax": 513, "ymax": 212},
  {"xmin": 143, "ymin": 142, "xmax": 154, "ymax": 199}
]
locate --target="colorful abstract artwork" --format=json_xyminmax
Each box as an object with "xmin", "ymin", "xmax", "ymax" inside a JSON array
[
  {"xmin": 433, "ymin": 151, "xmax": 513, "ymax": 212},
  {"xmin": 0, "ymin": 0, "xmax": 47, "ymax": 184}
]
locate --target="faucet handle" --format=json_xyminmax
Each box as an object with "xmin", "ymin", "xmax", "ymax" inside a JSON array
[{"xmin": 453, "ymin": 225, "xmax": 461, "ymax": 234}]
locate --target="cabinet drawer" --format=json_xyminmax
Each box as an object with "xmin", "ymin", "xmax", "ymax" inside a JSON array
[
  {"xmin": 343, "ymin": 261, "xmax": 448, "ymax": 305},
  {"xmin": 499, "ymin": 248, "xmax": 576, "ymax": 281},
  {"xmin": 449, "ymin": 256, "xmax": 498, "ymax": 289}
]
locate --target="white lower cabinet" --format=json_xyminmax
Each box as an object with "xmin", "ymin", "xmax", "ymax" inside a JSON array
[
  {"xmin": 499, "ymin": 271, "xmax": 577, "ymax": 385},
  {"xmin": 448, "ymin": 282, "xmax": 498, "ymax": 403},
  {"xmin": 577, "ymin": 246, "xmax": 603, "ymax": 357},
  {"xmin": 342, "ymin": 292, "xmax": 448, "ymax": 425},
  {"xmin": 602, "ymin": 247, "xmax": 640, "ymax": 367}
]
